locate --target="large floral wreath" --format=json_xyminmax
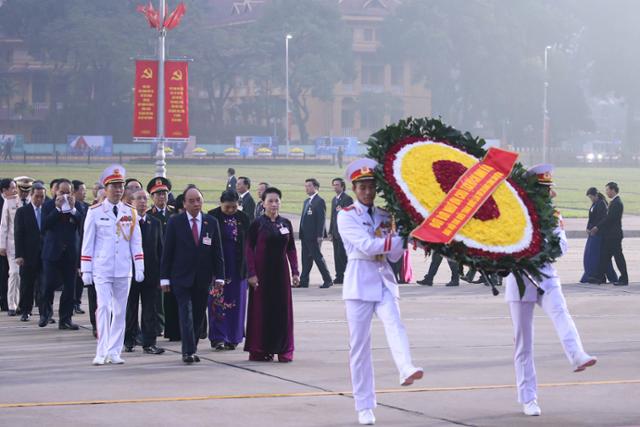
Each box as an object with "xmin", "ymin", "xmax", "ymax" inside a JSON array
[{"xmin": 367, "ymin": 117, "xmax": 561, "ymax": 293}]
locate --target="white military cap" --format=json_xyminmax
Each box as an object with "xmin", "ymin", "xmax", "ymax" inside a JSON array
[
  {"xmin": 100, "ymin": 164, "xmax": 126, "ymax": 186},
  {"xmin": 527, "ymin": 163, "xmax": 555, "ymax": 186},
  {"xmin": 14, "ymin": 176, "xmax": 34, "ymax": 191},
  {"xmin": 345, "ymin": 158, "xmax": 378, "ymax": 183}
]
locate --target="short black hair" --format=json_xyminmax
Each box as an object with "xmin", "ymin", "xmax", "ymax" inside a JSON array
[
  {"xmin": 305, "ymin": 178, "xmax": 320, "ymax": 189},
  {"xmin": 125, "ymin": 178, "xmax": 142, "ymax": 188},
  {"xmin": 586, "ymin": 187, "xmax": 598, "ymax": 197},
  {"xmin": 606, "ymin": 182, "xmax": 619, "ymax": 193},
  {"xmin": 332, "ymin": 177, "xmax": 345, "ymax": 189},
  {"xmin": 263, "ymin": 186, "xmax": 282, "ymax": 200},
  {"xmin": 182, "ymin": 185, "xmax": 202, "ymax": 199},
  {"xmin": 220, "ymin": 190, "xmax": 239, "ymax": 203},
  {"xmin": 50, "ymin": 178, "xmax": 60, "ymax": 189},
  {"xmin": 31, "ymin": 182, "xmax": 46, "ymax": 193},
  {"xmin": 227, "ymin": 168, "xmax": 235, "ymax": 175},
  {"xmin": 174, "ymin": 194, "xmax": 185, "ymax": 211},
  {"xmin": 57, "ymin": 178, "xmax": 72, "ymax": 187},
  {"xmin": 0, "ymin": 178, "xmax": 14, "ymax": 192},
  {"xmin": 259, "ymin": 182, "xmax": 270, "ymax": 188},
  {"xmin": 238, "ymin": 176, "xmax": 251, "ymax": 189},
  {"xmin": 72, "ymin": 180, "xmax": 85, "ymax": 192}
]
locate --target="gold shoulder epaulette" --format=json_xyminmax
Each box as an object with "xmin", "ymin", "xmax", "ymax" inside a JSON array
[{"xmin": 90, "ymin": 203, "xmax": 101, "ymax": 210}]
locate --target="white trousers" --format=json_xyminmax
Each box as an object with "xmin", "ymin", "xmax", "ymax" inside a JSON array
[
  {"xmin": 345, "ymin": 287, "xmax": 418, "ymax": 411},
  {"xmin": 7, "ymin": 253, "xmax": 20, "ymax": 311},
  {"xmin": 94, "ymin": 277, "xmax": 131, "ymax": 358},
  {"xmin": 508, "ymin": 287, "xmax": 585, "ymax": 404}
]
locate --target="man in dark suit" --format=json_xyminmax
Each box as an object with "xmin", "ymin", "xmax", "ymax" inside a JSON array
[
  {"xmin": 254, "ymin": 182, "xmax": 269, "ymax": 219},
  {"xmin": 72, "ymin": 179, "xmax": 88, "ymax": 315},
  {"xmin": 14, "ymin": 183, "xmax": 46, "ymax": 321},
  {"xmin": 147, "ymin": 176, "xmax": 176, "ymax": 337},
  {"xmin": 299, "ymin": 178, "xmax": 333, "ymax": 288},
  {"xmin": 125, "ymin": 189, "xmax": 165, "ymax": 354},
  {"xmin": 329, "ymin": 178, "xmax": 353, "ymax": 285},
  {"xmin": 160, "ymin": 187, "xmax": 225, "ymax": 364},
  {"xmin": 226, "ymin": 168, "xmax": 237, "ymax": 191},
  {"xmin": 40, "ymin": 179, "xmax": 83, "ymax": 329},
  {"xmin": 236, "ymin": 176, "xmax": 255, "ymax": 222},
  {"xmin": 589, "ymin": 182, "xmax": 629, "ymax": 286}
]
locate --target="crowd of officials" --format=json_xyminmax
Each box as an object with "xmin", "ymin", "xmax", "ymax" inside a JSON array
[{"xmin": 0, "ymin": 166, "xmax": 362, "ymax": 365}]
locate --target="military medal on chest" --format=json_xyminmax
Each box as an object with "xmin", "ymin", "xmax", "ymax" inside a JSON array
[{"xmin": 116, "ymin": 213, "xmax": 135, "ymax": 241}]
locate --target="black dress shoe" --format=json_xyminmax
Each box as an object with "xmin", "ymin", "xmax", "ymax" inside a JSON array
[
  {"xmin": 614, "ymin": 280, "xmax": 629, "ymax": 286},
  {"xmin": 333, "ymin": 279, "xmax": 343, "ymax": 285},
  {"xmin": 193, "ymin": 354, "xmax": 200, "ymax": 362},
  {"xmin": 124, "ymin": 345, "xmax": 135, "ymax": 352},
  {"xmin": 74, "ymin": 305, "xmax": 86, "ymax": 315},
  {"xmin": 8, "ymin": 309, "xmax": 16, "ymax": 316},
  {"xmin": 143, "ymin": 345, "xmax": 165, "ymax": 355},
  {"xmin": 416, "ymin": 278, "xmax": 433, "ymax": 286},
  {"xmin": 20, "ymin": 313, "xmax": 30, "ymax": 321},
  {"xmin": 211, "ymin": 341, "xmax": 225, "ymax": 351},
  {"xmin": 48, "ymin": 318, "xmax": 56, "ymax": 324},
  {"xmin": 445, "ymin": 281, "xmax": 460, "ymax": 287},
  {"xmin": 38, "ymin": 317, "xmax": 48, "ymax": 327},
  {"xmin": 58, "ymin": 321, "xmax": 79, "ymax": 330},
  {"xmin": 182, "ymin": 354, "xmax": 195, "ymax": 364},
  {"xmin": 320, "ymin": 282, "xmax": 333, "ymax": 289},
  {"xmin": 587, "ymin": 276, "xmax": 604, "ymax": 285},
  {"xmin": 297, "ymin": 283, "xmax": 309, "ymax": 288},
  {"xmin": 224, "ymin": 343, "xmax": 237, "ymax": 350}
]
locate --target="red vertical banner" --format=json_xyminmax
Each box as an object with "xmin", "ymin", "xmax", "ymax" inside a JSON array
[
  {"xmin": 164, "ymin": 61, "xmax": 189, "ymax": 138},
  {"xmin": 133, "ymin": 60, "xmax": 158, "ymax": 138}
]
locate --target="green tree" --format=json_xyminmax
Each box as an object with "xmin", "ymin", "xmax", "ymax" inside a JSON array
[{"xmin": 252, "ymin": 0, "xmax": 354, "ymax": 143}]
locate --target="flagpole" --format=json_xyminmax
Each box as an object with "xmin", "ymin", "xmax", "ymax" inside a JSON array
[{"xmin": 155, "ymin": 0, "xmax": 167, "ymax": 178}]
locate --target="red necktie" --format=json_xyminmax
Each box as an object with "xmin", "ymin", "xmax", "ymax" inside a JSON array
[{"xmin": 191, "ymin": 217, "xmax": 199, "ymax": 246}]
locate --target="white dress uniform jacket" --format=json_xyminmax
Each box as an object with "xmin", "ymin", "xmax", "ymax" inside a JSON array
[
  {"xmin": 505, "ymin": 214, "xmax": 568, "ymax": 301},
  {"xmin": 337, "ymin": 200, "xmax": 404, "ymax": 301},
  {"xmin": 81, "ymin": 200, "xmax": 144, "ymax": 279}
]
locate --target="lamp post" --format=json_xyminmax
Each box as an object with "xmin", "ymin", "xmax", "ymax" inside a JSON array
[
  {"xmin": 285, "ymin": 33, "xmax": 292, "ymax": 158},
  {"xmin": 155, "ymin": 0, "xmax": 167, "ymax": 178},
  {"xmin": 542, "ymin": 45, "xmax": 551, "ymax": 164}
]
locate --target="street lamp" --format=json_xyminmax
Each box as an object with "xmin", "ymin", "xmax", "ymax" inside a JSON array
[
  {"xmin": 542, "ymin": 45, "xmax": 552, "ymax": 164},
  {"xmin": 285, "ymin": 33, "xmax": 292, "ymax": 158}
]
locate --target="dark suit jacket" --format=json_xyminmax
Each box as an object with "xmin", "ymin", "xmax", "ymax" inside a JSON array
[
  {"xmin": 329, "ymin": 192, "xmax": 354, "ymax": 239},
  {"xmin": 135, "ymin": 214, "xmax": 163, "ymax": 288},
  {"xmin": 299, "ymin": 194, "xmax": 327, "ymax": 240},
  {"xmin": 226, "ymin": 176, "xmax": 237, "ymax": 191},
  {"xmin": 160, "ymin": 212, "xmax": 225, "ymax": 289},
  {"xmin": 14, "ymin": 204, "xmax": 43, "ymax": 268},
  {"xmin": 587, "ymin": 198, "xmax": 607, "ymax": 230},
  {"xmin": 208, "ymin": 207, "xmax": 250, "ymax": 279},
  {"xmin": 147, "ymin": 204, "xmax": 175, "ymax": 234},
  {"xmin": 239, "ymin": 193, "xmax": 256, "ymax": 222},
  {"xmin": 597, "ymin": 196, "xmax": 623, "ymax": 240},
  {"xmin": 41, "ymin": 199, "xmax": 82, "ymax": 262}
]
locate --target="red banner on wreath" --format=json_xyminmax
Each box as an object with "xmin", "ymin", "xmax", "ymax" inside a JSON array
[
  {"xmin": 164, "ymin": 61, "xmax": 189, "ymax": 138},
  {"xmin": 133, "ymin": 60, "xmax": 159, "ymax": 138},
  {"xmin": 411, "ymin": 147, "xmax": 519, "ymax": 244}
]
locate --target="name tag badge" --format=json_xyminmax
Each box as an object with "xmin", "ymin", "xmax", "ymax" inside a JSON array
[
  {"xmin": 279, "ymin": 227, "xmax": 290, "ymax": 235},
  {"xmin": 202, "ymin": 236, "xmax": 212, "ymax": 246}
]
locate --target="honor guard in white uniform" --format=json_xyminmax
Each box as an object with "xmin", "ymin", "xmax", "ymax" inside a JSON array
[
  {"xmin": 505, "ymin": 164, "xmax": 597, "ymax": 416},
  {"xmin": 0, "ymin": 176, "xmax": 33, "ymax": 315},
  {"xmin": 81, "ymin": 165, "xmax": 144, "ymax": 365},
  {"xmin": 337, "ymin": 159, "xmax": 423, "ymax": 426}
]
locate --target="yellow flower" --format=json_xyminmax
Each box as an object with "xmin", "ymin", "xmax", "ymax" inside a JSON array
[{"xmin": 395, "ymin": 141, "xmax": 532, "ymax": 253}]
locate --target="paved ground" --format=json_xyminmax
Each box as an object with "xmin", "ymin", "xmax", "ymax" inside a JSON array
[{"xmin": 1, "ymin": 237, "xmax": 639, "ymax": 426}]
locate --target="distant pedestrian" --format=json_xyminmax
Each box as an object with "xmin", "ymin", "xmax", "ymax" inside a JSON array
[
  {"xmin": 581, "ymin": 187, "xmax": 617, "ymax": 283},
  {"xmin": 236, "ymin": 177, "xmax": 255, "ymax": 222},
  {"xmin": 588, "ymin": 182, "xmax": 628, "ymax": 286},
  {"xmin": 299, "ymin": 178, "xmax": 333, "ymax": 288},
  {"xmin": 328, "ymin": 177, "xmax": 353, "ymax": 284},
  {"xmin": 226, "ymin": 168, "xmax": 237, "ymax": 191}
]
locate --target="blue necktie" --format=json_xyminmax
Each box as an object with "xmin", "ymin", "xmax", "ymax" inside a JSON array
[
  {"xmin": 303, "ymin": 198, "xmax": 310, "ymax": 217},
  {"xmin": 35, "ymin": 207, "xmax": 41, "ymax": 230}
]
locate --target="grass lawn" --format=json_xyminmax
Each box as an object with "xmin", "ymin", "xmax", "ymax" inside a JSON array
[{"xmin": 1, "ymin": 162, "xmax": 638, "ymax": 217}]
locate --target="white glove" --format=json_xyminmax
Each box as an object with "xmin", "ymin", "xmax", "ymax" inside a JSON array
[
  {"xmin": 82, "ymin": 272, "xmax": 93, "ymax": 286},
  {"xmin": 135, "ymin": 270, "xmax": 145, "ymax": 283}
]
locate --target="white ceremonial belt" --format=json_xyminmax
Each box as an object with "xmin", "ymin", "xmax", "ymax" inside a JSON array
[{"xmin": 348, "ymin": 254, "xmax": 379, "ymax": 261}]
